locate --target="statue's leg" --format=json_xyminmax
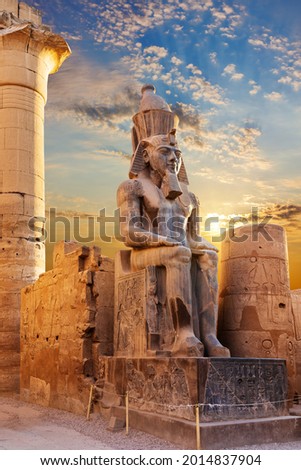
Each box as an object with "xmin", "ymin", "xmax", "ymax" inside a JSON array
[
  {"xmin": 195, "ymin": 250, "xmax": 230, "ymax": 357},
  {"xmin": 131, "ymin": 246, "xmax": 204, "ymax": 357}
]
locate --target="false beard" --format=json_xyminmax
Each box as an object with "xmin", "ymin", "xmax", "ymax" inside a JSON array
[{"xmin": 161, "ymin": 171, "xmax": 183, "ymax": 199}]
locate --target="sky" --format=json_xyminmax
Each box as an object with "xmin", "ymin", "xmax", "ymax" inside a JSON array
[{"xmin": 25, "ymin": 0, "xmax": 300, "ymax": 288}]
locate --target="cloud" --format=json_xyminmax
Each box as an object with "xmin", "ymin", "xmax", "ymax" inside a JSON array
[
  {"xmin": 281, "ymin": 178, "xmax": 301, "ymax": 189},
  {"xmin": 144, "ymin": 46, "xmax": 168, "ymax": 58},
  {"xmin": 45, "ymin": 163, "xmax": 69, "ymax": 171},
  {"xmin": 72, "ymin": 91, "xmax": 138, "ymax": 129},
  {"xmin": 75, "ymin": 148, "xmax": 131, "ymax": 162},
  {"xmin": 248, "ymin": 80, "xmax": 262, "ymax": 95},
  {"xmin": 81, "ymin": 0, "xmax": 214, "ymax": 52},
  {"xmin": 160, "ymin": 97, "xmax": 269, "ymax": 174},
  {"xmin": 171, "ymin": 56, "xmax": 183, "ymax": 66},
  {"xmin": 223, "ymin": 63, "xmax": 244, "ymax": 81},
  {"xmin": 259, "ymin": 204, "xmax": 301, "ymax": 230},
  {"xmin": 44, "ymin": 52, "xmax": 222, "ymax": 176},
  {"xmin": 59, "ymin": 32, "xmax": 82, "ymax": 41},
  {"xmin": 248, "ymin": 35, "xmax": 290, "ymax": 54},
  {"xmin": 208, "ymin": 125, "xmax": 270, "ymax": 170},
  {"xmin": 45, "ymin": 194, "xmax": 92, "ymax": 212},
  {"xmin": 248, "ymin": 38, "xmax": 266, "ymax": 48},
  {"xmin": 248, "ymin": 32, "xmax": 301, "ymax": 93},
  {"xmin": 178, "ymin": 115, "xmax": 269, "ymax": 172},
  {"xmin": 47, "ymin": 53, "xmax": 140, "ymax": 130},
  {"xmin": 183, "ymin": 136, "xmax": 204, "ymax": 150},
  {"xmin": 172, "ymin": 102, "xmax": 207, "ymax": 132},
  {"xmin": 33, "ymin": 0, "xmax": 301, "ymax": 108},
  {"xmin": 186, "ymin": 64, "xmax": 203, "ymax": 75},
  {"xmin": 124, "ymin": 49, "xmax": 226, "ymax": 106},
  {"xmin": 32, "ymin": 0, "xmax": 246, "ymax": 58},
  {"xmin": 174, "ymin": 24, "xmax": 184, "ymax": 31},
  {"xmin": 277, "ymin": 68, "xmax": 301, "ymax": 92},
  {"xmin": 192, "ymin": 167, "xmax": 235, "ymax": 185},
  {"xmin": 205, "ymin": 3, "xmax": 246, "ymax": 38},
  {"xmin": 264, "ymin": 91, "xmax": 283, "ymax": 101},
  {"xmin": 209, "ymin": 52, "xmax": 217, "ymax": 64}
]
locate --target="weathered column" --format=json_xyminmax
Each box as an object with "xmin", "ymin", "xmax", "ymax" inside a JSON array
[
  {"xmin": 218, "ymin": 223, "xmax": 297, "ymax": 395},
  {"xmin": 291, "ymin": 290, "xmax": 301, "ymax": 398},
  {"xmin": 0, "ymin": 0, "xmax": 70, "ymax": 392}
]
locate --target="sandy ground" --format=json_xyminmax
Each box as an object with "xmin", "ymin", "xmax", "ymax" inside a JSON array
[
  {"xmin": 0, "ymin": 396, "xmax": 301, "ymax": 450},
  {"xmin": 0, "ymin": 396, "xmax": 177, "ymax": 450}
]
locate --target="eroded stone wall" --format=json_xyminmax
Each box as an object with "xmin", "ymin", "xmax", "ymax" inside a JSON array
[{"xmin": 20, "ymin": 242, "xmax": 114, "ymax": 415}]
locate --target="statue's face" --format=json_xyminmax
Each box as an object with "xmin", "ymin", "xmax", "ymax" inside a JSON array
[{"xmin": 146, "ymin": 145, "xmax": 182, "ymax": 176}]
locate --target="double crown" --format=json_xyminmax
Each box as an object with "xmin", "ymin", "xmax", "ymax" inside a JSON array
[{"xmin": 129, "ymin": 85, "xmax": 189, "ymax": 184}]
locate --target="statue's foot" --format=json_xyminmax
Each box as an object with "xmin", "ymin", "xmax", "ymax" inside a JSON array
[
  {"xmin": 172, "ymin": 334, "xmax": 204, "ymax": 357},
  {"xmin": 204, "ymin": 334, "xmax": 230, "ymax": 357},
  {"xmin": 207, "ymin": 345, "xmax": 230, "ymax": 357}
]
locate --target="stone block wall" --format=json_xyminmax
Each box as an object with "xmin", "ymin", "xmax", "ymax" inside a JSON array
[{"xmin": 20, "ymin": 241, "xmax": 114, "ymax": 415}]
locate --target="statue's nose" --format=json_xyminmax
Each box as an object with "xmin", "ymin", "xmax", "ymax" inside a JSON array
[{"xmin": 168, "ymin": 151, "xmax": 176, "ymax": 162}]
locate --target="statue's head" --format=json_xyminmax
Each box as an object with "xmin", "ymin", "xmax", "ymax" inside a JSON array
[
  {"xmin": 129, "ymin": 128, "xmax": 189, "ymax": 186},
  {"xmin": 129, "ymin": 128, "xmax": 189, "ymax": 199},
  {"xmin": 128, "ymin": 85, "xmax": 189, "ymax": 199},
  {"xmin": 142, "ymin": 129, "xmax": 182, "ymax": 177}
]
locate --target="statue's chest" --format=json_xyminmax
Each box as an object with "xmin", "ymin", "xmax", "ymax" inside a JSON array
[{"xmin": 142, "ymin": 187, "xmax": 192, "ymax": 222}]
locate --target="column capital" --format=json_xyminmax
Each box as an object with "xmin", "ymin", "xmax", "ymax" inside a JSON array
[
  {"xmin": 0, "ymin": 13, "xmax": 71, "ymax": 100},
  {"xmin": 0, "ymin": 16, "xmax": 71, "ymax": 73}
]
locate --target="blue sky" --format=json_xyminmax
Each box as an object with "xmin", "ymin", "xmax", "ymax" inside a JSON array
[{"xmin": 25, "ymin": 0, "xmax": 301, "ymax": 286}]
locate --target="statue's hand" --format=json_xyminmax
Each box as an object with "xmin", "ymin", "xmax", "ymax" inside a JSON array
[
  {"xmin": 161, "ymin": 237, "xmax": 182, "ymax": 247},
  {"xmin": 189, "ymin": 239, "xmax": 218, "ymax": 253},
  {"xmin": 148, "ymin": 236, "xmax": 181, "ymax": 247}
]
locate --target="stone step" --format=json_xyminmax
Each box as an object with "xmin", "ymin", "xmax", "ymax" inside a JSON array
[{"xmin": 111, "ymin": 406, "xmax": 301, "ymax": 449}]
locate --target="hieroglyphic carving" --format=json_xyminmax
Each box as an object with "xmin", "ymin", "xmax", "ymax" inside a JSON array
[
  {"xmin": 202, "ymin": 359, "xmax": 287, "ymax": 422},
  {"xmin": 145, "ymin": 266, "xmax": 159, "ymax": 334},
  {"xmin": 126, "ymin": 360, "xmax": 145, "ymax": 402},
  {"xmin": 98, "ymin": 357, "xmax": 106, "ymax": 380},
  {"xmin": 115, "ymin": 271, "xmax": 146, "ymax": 356},
  {"xmin": 291, "ymin": 290, "xmax": 301, "ymax": 341},
  {"xmin": 126, "ymin": 359, "xmax": 193, "ymax": 420},
  {"xmin": 225, "ymin": 258, "xmax": 289, "ymax": 297}
]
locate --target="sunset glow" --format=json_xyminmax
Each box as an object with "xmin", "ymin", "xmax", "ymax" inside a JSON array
[{"xmin": 24, "ymin": 0, "xmax": 300, "ymax": 288}]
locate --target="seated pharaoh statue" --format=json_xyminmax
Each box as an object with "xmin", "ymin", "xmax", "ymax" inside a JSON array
[{"xmin": 116, "ymin": 84, "xmax": 230, "ymax": 358}]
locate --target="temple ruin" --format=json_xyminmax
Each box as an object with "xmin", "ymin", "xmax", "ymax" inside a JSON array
[{"xmin": 0, "ymin": 0, "xmax": 301, "ymax": 450}]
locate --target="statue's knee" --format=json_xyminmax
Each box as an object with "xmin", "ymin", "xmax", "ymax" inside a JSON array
[
  {"xmin": 166, "ymin": 246, "xmax": 191, "ymax": 266},
  {"xmin": 196, "ymin": 250, "xmax": 218, "ymax": 270}
]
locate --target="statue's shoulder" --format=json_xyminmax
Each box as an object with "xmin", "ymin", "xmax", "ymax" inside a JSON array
[
  {"xmin": 189, "ymin": 191, "xmax": 200, "ymax": 209},
  {"xmin": 117, "ymin": 179, "xmax": 144, "ymax": 204}
]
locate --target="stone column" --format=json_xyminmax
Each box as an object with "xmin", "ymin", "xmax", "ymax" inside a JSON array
[
  {"xmin": 0, "ymin": 0, "xmax": 70, "ymax": 392},
  {"xmin": 291, "ymin": 290, "xmax": 301, "ymax": 398},
  {"xmin": 218, "ymin": 224, "xmax": 296, "ymax": 396}
]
